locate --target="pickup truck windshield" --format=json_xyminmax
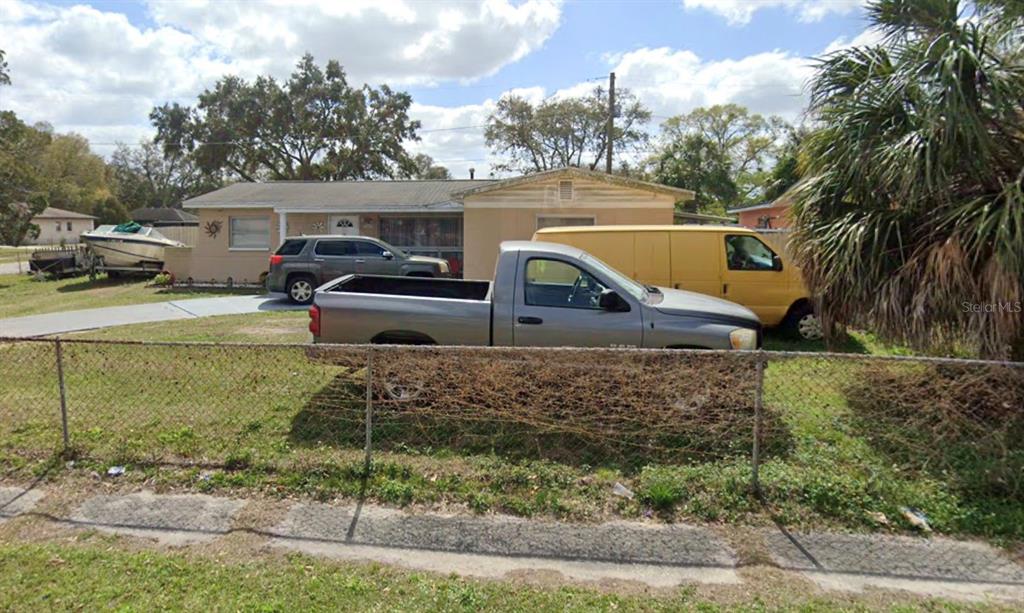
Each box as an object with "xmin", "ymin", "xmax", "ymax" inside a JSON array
[{"xmin": 579, "ymin": 253, "xmax": 648, "ymax": 302}]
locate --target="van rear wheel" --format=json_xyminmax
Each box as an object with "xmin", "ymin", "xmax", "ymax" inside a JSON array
[{"xmin": 287, "ymin": 275, "xmax": 316, "ymax": 304}]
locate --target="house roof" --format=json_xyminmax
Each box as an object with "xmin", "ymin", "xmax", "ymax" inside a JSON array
[
  {"xmin": 32, "ymin": 207, "xmax": 97, "ymax": 220},
  {"xmin": 182, "ymin": 180, "xmax": 500, "ymax": 213},
  {"xmin": 460, "ymin": 167, "xmax": 696, "ymax": 200},
  {"xmin": 130, "ymin": 207, "xmax": 199, "ymax": 224},
  {"xmin": 726, "ymin": 202, "xmax": 778, "ymax": 214},
  {"xmin": 673, "ymin": 210, "xmax": 736, "ymax": 224}
]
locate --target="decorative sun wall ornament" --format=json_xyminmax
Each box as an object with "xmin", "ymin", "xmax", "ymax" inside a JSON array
[
  {"xmin": 204, "ymin": 220, "xmax": 223, "ymax": 238},
  {"xmin": 312, "ymin": 221, "xmax": 326, "ymax": 233}
]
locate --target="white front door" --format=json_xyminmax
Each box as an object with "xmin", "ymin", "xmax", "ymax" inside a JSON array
[{"xmin": 329, "ymin": 215, "xmax": 359, "ymax": 236}]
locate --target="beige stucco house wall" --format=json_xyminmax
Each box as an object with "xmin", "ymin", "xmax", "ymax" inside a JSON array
[
  {"xmin": 169, "ymin": 168, "xmax": 693, "ymax": 284},
  {"xmin": 461, "ymin": 172, "xmax": 683, "ymax": 279},
  {"xmin": 29, "ymin": 207, "xmax": 96, "ymax": 245}
]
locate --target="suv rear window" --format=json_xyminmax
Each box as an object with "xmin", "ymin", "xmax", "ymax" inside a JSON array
[
  {"xmin": 314, "ymin": 240, "xmax": 356, "ymax": 256},
  {"xmin": 355, "ymin": 241, "xmax": 387, "ymax": 256},
  {"xmin": 275, "ymin": 239, "xmax": 307, "ymax": 256}
]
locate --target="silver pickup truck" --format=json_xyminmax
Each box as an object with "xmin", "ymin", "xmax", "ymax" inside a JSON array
[{"xmin": 309, "ymin": 241, "xmax": 762, "ymax": 349}]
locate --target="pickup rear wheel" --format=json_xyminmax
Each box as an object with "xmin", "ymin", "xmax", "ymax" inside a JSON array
[{"xmin": 286, "ymin": 275, "xmax": 316, "ymax": 304}]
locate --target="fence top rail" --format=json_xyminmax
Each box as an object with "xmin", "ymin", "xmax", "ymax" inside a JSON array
[{"xmin": 1, "ymin": 336, "xmax": 1021, "ymax": 368}]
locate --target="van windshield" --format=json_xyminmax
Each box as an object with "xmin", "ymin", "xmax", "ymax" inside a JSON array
[{"xmin": 579, "ymin": 253, "xmax": 648, "ymax": 302}]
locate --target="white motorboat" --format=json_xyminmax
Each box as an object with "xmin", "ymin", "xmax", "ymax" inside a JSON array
[{"xmin": 81, "ymin": 223, "xmax": 184, "ymax": 269}]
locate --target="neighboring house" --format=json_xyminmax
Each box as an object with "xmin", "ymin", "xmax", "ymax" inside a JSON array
[
  {"xmin": 673, "ymin": 210, "xmax": 735, "ymax": 225},
  {"xmin": 167, "ymin": 167, "xmax": 695, "ymax": 283},
  {"xmin": 130, "ymin": 207, "xmax": 199, "ymax": 227},
  {"xmin": 28, "ymin": 207, "xmax": 96, "ymax": 245},
  {"xmin": 131, "ymin": 207, "xmax": 199, "ymax": 246},
  {"xmin": 727, "ymin": 190, "xmax": 795, "ymax": 229}
]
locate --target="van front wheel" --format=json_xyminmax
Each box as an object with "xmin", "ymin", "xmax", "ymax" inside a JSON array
[{"xmin": 786, "ymin": 305, "xmax": 823, "ymax": 341}]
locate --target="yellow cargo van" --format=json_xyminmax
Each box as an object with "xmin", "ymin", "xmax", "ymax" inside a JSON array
[{"xmin": 532, "ymin": 225, "xmax": 820, "ymax": 339}]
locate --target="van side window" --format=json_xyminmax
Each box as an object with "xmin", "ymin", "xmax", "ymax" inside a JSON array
[
  {"xmin": 725, "ymin": 235, "xmax": 777, "ymax": 271},
  {"xmin": 524, "ymin": 258, "xmax": 608, "ymax": 309},
  {"xmin": 314, "ymin": 240, "xmax": 356, "ymax": 256}
]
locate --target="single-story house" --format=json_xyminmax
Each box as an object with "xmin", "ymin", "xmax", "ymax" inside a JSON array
[
  {"xmin": 727, "ymin": 190, "xmax": 795, "ymax": 229},
  {"xmin": 28, "ymin": 207, "xmax": 96, "ymax": 245},
  {"xmin": 167, "ymin": 167, "xmax": 694, "ymax": 283}
]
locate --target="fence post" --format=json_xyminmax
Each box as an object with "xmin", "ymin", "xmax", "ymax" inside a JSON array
[
  {"xmin": 751, "ymin": 350, "xmax": 765, "ymax": 495},
  {"xmin": 363, "ymin": 349, "xmax": 373, "ymax": 475},
  {"xmin": 54, "ymin": 338, "xmax": 70, "ymax": 450}
]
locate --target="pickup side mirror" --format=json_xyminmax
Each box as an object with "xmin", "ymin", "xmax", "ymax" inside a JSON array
[
  {"xmin": 381, "ymin": 250, "xmax": 394, "ymax": 260},
  {"xmin": 598, "ymin": 289, "xmax": 630, "ymax": 312},
  {"xmin": 772, "ymin": 254, "xmax": 783, "ymax": 272}
]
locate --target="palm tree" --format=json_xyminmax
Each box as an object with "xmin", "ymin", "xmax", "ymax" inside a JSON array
[{"xmin": 791, "ymin": 0, "xmax": 1024, "ymax": 359}]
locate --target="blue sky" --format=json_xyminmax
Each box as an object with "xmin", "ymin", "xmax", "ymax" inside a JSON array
[{"xmin": 0, "ymin": 0, "xmax": 873, "ymax": 176}]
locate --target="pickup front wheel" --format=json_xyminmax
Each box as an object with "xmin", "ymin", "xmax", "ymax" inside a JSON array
[{"xmin": 286, "ymin": 275, "xmax": 316, "ymax": 304}]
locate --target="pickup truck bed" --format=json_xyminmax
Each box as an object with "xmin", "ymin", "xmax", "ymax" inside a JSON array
[
  {"xmin": 330, "ymin": 275, "xmax": 491, "ymax": 300},
  {"xmin": 318, "ymin": 274, "xmax": 493, "ymax": 345}
]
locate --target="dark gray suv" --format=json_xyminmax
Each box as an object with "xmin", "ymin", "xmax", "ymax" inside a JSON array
[{"xmin": 267, "ymin": 235, "xmax": 451, "ymax": 304}]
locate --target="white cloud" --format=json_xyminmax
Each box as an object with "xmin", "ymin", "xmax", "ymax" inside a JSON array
[
  {"xmin": 0, "ymin": 0, "xmax": 561, "ymax": 157},
  {"xmin": 146, "ymin": 0, "xmax": 562, "ymax": 85},
  {"xmin": 682, "ymin": 0, "xmax": 864, "ymax": 26},
  {"xmin": 823, "ymin": 27, "xmax": 884, "ymax": 54}
]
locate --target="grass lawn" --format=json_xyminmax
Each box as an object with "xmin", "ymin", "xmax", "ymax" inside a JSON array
[
  {"xmin": 0, "ymin": 273, "xmax": 260, "ymax": 320},
  {"xmin": 69, "ymin": 311, "xmax": 310, "ymax": 343},
  {"xmin": 0, "ymin": 541, "xmax": 983, "ymax": 612},
  {"xmin": 1, "ymin": 336, "xmax": 1020, "ymax": 545}
]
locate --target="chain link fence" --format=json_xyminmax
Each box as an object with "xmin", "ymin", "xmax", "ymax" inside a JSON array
[{"xmin": 1, "ymin": 337, "xmax": 1022, "ymax": 509}]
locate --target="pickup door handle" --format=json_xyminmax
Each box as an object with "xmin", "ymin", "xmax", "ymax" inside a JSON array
[
  {"xmin": 517, "ymin": 316, "xmax": 543, "ymax": 325},
  {"xmin": 722, "ymin": 283, "xmax": 728, "ymax": 295},
  {"xmin": 355, "ymin": 258, "xmax": 366, "ymax": 263}
]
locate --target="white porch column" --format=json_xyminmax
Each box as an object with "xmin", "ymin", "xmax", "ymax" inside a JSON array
[{"xmin": 277, "ymin": 210, "xmax": 287, "ymax": 246}]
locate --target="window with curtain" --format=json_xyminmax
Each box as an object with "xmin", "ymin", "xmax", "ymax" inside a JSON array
[
  {"xmin": 379, "ymin": 217, "xmax": 462, "ymax": 247},
  {"xmin": 229, "ymin": 217, "xmax": 270, "ymax": 249}
]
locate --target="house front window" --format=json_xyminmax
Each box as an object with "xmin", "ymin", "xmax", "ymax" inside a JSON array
[{"xmin": 229, "ymin": 217, "xmax": 270, "ymax": 250}]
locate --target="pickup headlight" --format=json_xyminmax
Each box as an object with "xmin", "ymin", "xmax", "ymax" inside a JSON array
[{"xmin": 729, "ymin": 328, "xmax": 758, "ymax": 350}]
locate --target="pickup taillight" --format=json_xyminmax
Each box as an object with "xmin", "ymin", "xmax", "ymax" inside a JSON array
[
  {"xmin": 308, "ymin": 305, "xmax": 320, "ymax": 336},
  {"xmin": 269, "ymin": 254, "xmax": 283, "ymax": 266}
]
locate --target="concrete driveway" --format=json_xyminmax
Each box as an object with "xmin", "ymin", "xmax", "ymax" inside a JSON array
[
  {"xmin": 0, "ymin": 294, "xmax": 304, "ymax": 338},
  {"xmin": 0, "ymin": 261, "xmax": 29, "ymax": 276}
]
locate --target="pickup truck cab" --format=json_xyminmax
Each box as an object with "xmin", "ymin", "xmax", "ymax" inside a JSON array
[
  {"xmin": 267, "ymin": 235, "xmax": 450, "ymax": 304},
  {"xmin": 310, "ymin": 241, "xmax": 762, "ymax": 350}
]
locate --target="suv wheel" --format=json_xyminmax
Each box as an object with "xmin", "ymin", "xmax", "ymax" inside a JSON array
[{"xmin": 286, "ymin": 276, "xmax": 315, "ymax": 305}]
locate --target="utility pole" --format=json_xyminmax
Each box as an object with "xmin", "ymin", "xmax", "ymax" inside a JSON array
[{"xmin": 606, "ymin": 71, "xmax": 615, "ymax": 174}]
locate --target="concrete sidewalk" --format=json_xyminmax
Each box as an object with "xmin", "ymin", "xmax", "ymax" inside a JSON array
[
  {"xmin": 2, "ymin": 485, "xmax": 1022, "ymax": 602},
  {"xmin": 0, "ymin": 294, "xmax": 304, "ymax": 337}
]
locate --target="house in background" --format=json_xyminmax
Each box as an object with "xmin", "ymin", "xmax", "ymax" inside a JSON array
[
  {"xmin": 130, "ymin": 207, "xmax": 199, "ymax": 228},
  {"xmin": 131, "ymin": 207, "xmax": 199, "ymax": 246},
  {"xmin": 27, "ymin": 207, "xmax": 96, "ymax": 245},
  {"xmin": 166, "ymin": 167, "xmax": 694, "ymax": 283},
  {"xmin": 727, "ymin": 190, "xmax": 795, "ymax": 229}
]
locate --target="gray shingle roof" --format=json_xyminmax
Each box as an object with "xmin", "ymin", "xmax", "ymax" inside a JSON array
[
  {"xmin": 33, "ymin": 207, "xmax": 97, "ymax": 220},
  {"xmin": 131, "ymin": 207, "xmax": 199, "ymax": 224},
  {"xmin": 182, "ymin": 180, "xmax": 499, "ymax": 212}
]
